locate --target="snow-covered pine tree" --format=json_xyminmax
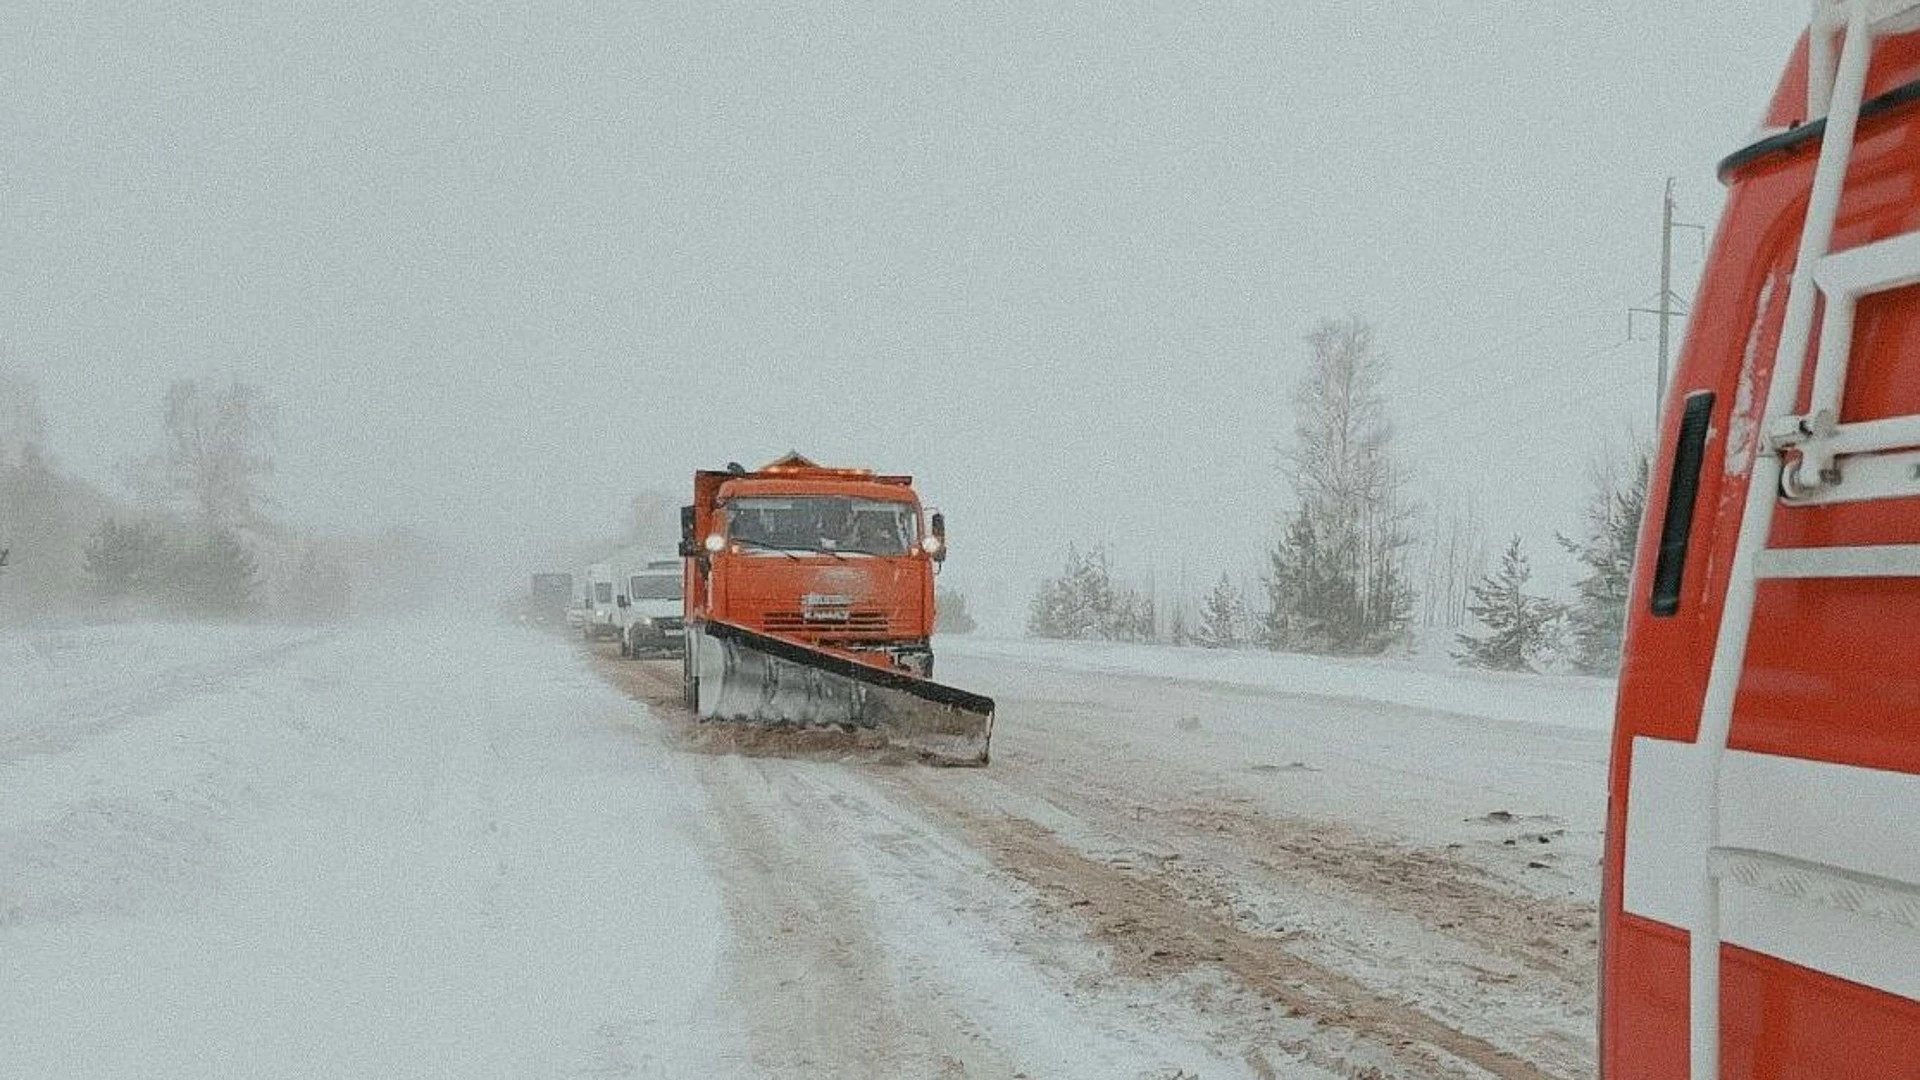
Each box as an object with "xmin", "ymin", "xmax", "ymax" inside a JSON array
[
  {"xmin": 1070, "ymin": 546, "xmax": 1117, "ymax": 638},
  {"xmin": 1263, "ymin": 511, "xmax": 1354, "ymax": 651},
  {"xmin": 1028, "ymin": 544, "xmax": 1104, "ymax": 639},
  {"xmin": 1027, "ymin": 543, "xmax": 1158, "ymax": 642},
  {"xmin": 1454, "ymin": 535, "xmax": 1559, "ymax": 672},
  {"xmin": 1026, "ymin": 548, "xmax": 1077, "ymax": 638},
  {"xmin": 168, "ymin": 528, "xmax": 261, "ymax": 615},
  {"xmin": 1196, "ymin": 572, "xmax": 1246, "ymax": 648},
  {"xmin": 934, "ymin": 585, "xmax": 977, "ymax": 633},
  {"xmin": 1557, "ymin": 452, "xmax": 1649, "ymax": 675},
  {"xmin": 83, "ymin": 517, "xmax": 168, "ymax": 601},
  {"xmin": 1106, "ymin": 587, "xmax": 1145, "ymax": 642}
]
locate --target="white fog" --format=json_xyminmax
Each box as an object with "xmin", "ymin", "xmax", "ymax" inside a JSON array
[{"xmin": 3, "ymin": 4, "xmax": 1806, "ymax": 624}]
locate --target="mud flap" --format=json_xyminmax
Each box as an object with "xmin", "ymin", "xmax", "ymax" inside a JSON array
[{"xmin": 689, "ymin": 619, "xmax": 994, "ymax": 766}]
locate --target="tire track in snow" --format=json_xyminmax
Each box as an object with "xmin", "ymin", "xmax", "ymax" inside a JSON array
[
  {"xmin": 0, "ymin": 629, "xmax": 334, "ymax": 761},
  {"xmin": 692, "ymin": 753, "xmax": 994, "ymax": 1079},
  {"xmin": 887, "ymin": 771, "xmax": 1572, "ymax": 1080},
  {"xmin": 591, "ymin": 648, "xmax": 1575, "ymax": 1078},
  {"xmin": 969, "ymin": 741, "xmax": 1597, "ymax": 1077},
  {"xmin": 595, "ymin": 651, "xmax": 1300, "ymax": 1079}
]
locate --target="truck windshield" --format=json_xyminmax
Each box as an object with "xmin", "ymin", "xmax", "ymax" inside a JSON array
[
  {"xmin": 628, "ymin": 574, "xmax": 682, "ymax": 600},
  {"xmin": 724, "ymin": 497, "xmax": 916, "ymax": 556}
]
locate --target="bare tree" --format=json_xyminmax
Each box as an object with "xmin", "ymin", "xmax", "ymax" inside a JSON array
[
  {"xmin": 1166, "ymin": 563, "xmax": 1195, "ymax": 646},
  {"xmin": 1421, "ymin": 494, "xmax": 1489, "ymax": 628},
  {"xmin": 0, "ymin": 367, "xmax": 46, "ymax": 474},
  {"xmin": 627, "ymin": 488, "xmax": 681, "ymax": 552},
  {"xmin": 153, "ymin": 378, "xmax": 276, "ymax": 529},
  {"xmin": 1265, "ymin": 317, "xmax": 1416, "ymax": 654}
]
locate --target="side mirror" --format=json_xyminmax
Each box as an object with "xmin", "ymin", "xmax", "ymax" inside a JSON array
[
  {"xmin": 617, "ymin": 595, "xmax": 629, "ymax": 609},
  {"xmin": 678, "ymin": 505, "xmax": 698, "ymax": 558},
  {"xmin": 929, "ymin": 512, "xmax": 947, "ymax": 563}
]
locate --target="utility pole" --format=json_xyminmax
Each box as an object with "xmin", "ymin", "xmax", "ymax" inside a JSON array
[
  {"xmin": 1658, "ymin": 176, "xmax": 1676, "ymax": 411},
  {"xmin": 1630, "ymin": 177, "xmax": 1705, "ymax": 427}
]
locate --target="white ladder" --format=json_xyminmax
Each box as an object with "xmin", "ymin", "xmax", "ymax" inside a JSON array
[{"xmin": 1690, "ymin": 3, "xmax": 1920, "ymax": 1077}]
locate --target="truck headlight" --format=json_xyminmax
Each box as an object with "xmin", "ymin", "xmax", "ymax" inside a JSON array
[{"xmin": 704, "ymin": 533, "xmax": 726, "ymax": 553}]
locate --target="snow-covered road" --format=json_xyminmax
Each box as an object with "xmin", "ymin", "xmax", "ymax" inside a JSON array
[
  {"xmin": 2, "ymin": 621, "xmax": 1607, "ymax": 1079},
  {"xmin": 2, "ymin": 622, "xmax": 736, "ymax": 1078}
]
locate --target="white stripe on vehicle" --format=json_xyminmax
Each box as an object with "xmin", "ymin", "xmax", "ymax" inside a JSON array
[{"xmin": 1623, "ymin": 735, "xmax": 1920, "ymax": 1000}]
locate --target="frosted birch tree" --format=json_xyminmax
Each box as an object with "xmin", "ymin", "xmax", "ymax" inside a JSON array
[{"xmin": 1264, "ymin": 317, "xmax": 1415, "ymax": 654}]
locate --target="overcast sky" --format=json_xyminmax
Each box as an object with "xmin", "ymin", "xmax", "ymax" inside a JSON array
[{"xmin": 2, "ymin": 3, "xmax": 1811, "ymax": 627}]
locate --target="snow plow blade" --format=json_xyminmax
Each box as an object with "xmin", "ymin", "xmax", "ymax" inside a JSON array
[{"xmin": 689, "ymin": 620, "xmax": 994, "ymax": 766}]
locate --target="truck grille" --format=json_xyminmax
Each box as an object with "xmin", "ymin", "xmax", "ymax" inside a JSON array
[{"xmin": 762, "ymin": 610, "xmax": 892, "ymax": 635}]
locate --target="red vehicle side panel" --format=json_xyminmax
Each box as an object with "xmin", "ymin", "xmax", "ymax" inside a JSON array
[{"xmin": 1602, "ymin": 27, "xmax": 1920, "ymax": 1079}]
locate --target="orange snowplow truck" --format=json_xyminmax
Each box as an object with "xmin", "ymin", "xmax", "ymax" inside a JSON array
[
  {"xmin": 1602, "ymin": 6, "xmax": 1920, "ymax": 1078},
  {"xmin": 677, "ymin": 453, "xmax": 994, "ymax": 765}
]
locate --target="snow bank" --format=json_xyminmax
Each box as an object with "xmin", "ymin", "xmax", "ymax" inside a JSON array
[{"xmin": 938, "ymin": 633, "xmax": 1618, "ymax": 734}]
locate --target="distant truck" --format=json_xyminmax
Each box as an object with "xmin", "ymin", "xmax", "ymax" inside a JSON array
[
  {"xmin": 617, "ymin": 557, "xmax": 685, "ymax": 658},
  {"xmin": 579, "ymin": 562, "xmax": 622, "ymax": 641},
  {"xmin": 527, "ymin": 572, "xmax": 573, "ymax": 627}
]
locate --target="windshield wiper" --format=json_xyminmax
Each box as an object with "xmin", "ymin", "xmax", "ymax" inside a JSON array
[
  {"xmin": 731, "ymin": 538, "xmax": 805, "ymax": 559},
  {"xmin": 733, "ymin": 538, "xmax": 865, "ymax": 561}
]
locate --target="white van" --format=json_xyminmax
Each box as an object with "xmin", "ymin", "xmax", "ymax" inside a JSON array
[
  {"xmin": 619, "ymin": 558, "xmax": 685, "ymax": 658},
  {"xmin": 579, "ymin": 562, "xmax": 621, "ymax": 641}
]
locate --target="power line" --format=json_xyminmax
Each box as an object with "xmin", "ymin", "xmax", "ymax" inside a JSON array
[
  {"xmin": 1386, "ymin": 298, "xmax": 1632, "ymax": 394},
  {"xmin": 1396, "ymin": 335, "xmax": 1641, "ymax": 431}
]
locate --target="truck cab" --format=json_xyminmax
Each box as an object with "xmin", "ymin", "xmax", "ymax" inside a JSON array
[
  {"xmin": 527, "ymin": 572, "xmax": 573, "ymax": 628},
  {"xmin": 681, "ymin": 454, "xmax": 946, "ymax": 676}
]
